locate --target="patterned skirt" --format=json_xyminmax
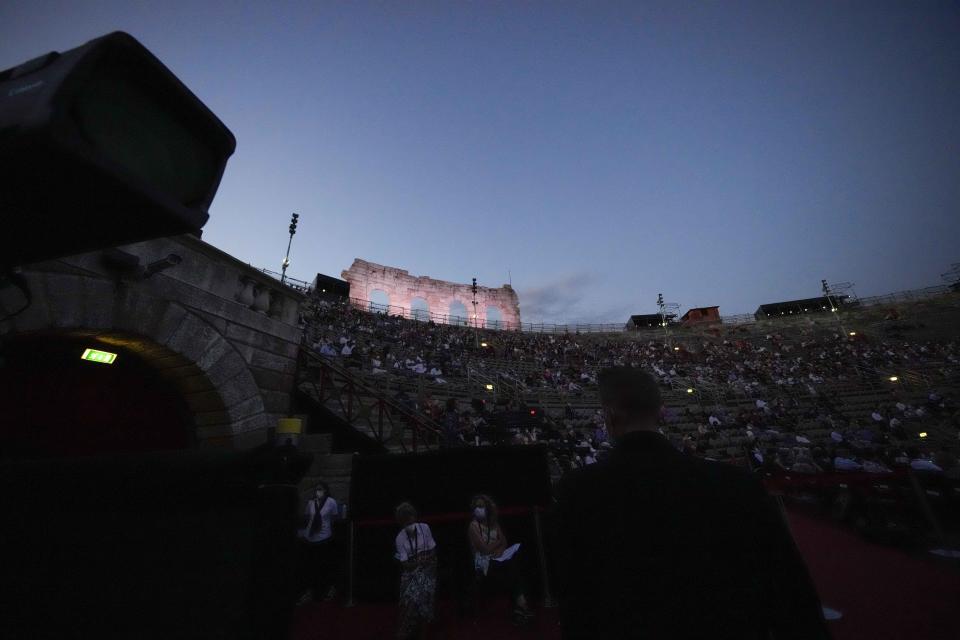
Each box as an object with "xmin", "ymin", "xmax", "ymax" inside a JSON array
[{"xmin": 398, "ymin": 551, "xmax": 437, "ymax": 638}]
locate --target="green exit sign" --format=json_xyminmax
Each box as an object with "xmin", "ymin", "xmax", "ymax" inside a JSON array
[{"xmin": 81, "ymin": 348, "xmax": 117, "ymax": 364}]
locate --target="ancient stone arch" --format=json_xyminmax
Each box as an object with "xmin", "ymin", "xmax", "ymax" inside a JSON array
[
  {"xmin": 341, "ymin": 259, "xmax": 521, "ymax": 329},
  {"xmin": 1, "ymin": 265, "xmax": 284, "ymax": 449},
  {"xmin": 449, "ymin": 300, "xmax": 469, "ymax": 325}
]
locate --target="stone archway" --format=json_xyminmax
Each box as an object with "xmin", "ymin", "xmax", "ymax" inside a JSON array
[
  {"xmin": 1, "ymin": 270, "xmax": 269, "ymax": 447},
  {"xmin": 449, "ymin": 300, "xmax": 469, "ymax": 325},
  {"xmin": 486, "ymin": 306, "xmax": 503, "ymax": 329},
  {"xmin": 369, "ymin": 289, "xmax": 390, "ymax": 313},
  {"xmin": 341, "ymin": 259, "xmax": 522, "ymax": 329},
  {"xmin": 410, "ymin": 297, "xmax": 430, "ymax": 321}
]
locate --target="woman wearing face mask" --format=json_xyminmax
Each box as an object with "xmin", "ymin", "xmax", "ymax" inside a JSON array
[
  {"xmin": 394, "ymin": 502, "xmax": 437, "ymax": 640},
  {"xmin": 467, "ymin": 494, "xmax": 533, "ymax": 624},
  {"xmin": 297, "ymin": 482, "xmax": 339, "ymax": 603}
]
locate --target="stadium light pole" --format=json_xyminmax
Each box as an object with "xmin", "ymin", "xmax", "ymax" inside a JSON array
[
  {"xmin": 821, "ymin": 279, "xmax": 848, "ymax": 337},
  {"xmin": 657, "ymin": 293, "xmax": 670, "ymax": 346},
  {"xmin": 471, "ymin": 277, "xmax": 480, "ymax": 348},
  {"xmin": 280, "ymin": 212, "xmax": 298, "ymax": 286}
]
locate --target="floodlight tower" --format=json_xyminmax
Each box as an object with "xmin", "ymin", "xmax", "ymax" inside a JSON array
[
  {"xmin": 821, "ymin": 279, "xmax": 852, "ymax": 337},
  {"xmin": 471, "ymin": 277, "xmax": 480, "ymax": 347},
  {"xmin": 657, "ymin": 293, "xmax": 673, "ymax": 346},
  {"xmin": 280, "ymin": 212, "xmax": 298, "ymax": 285}
]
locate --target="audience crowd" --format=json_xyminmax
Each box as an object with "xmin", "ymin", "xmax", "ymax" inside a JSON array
[{"xmin": 299, "ymin": 298, "xmax": 960, "ymax": 481}]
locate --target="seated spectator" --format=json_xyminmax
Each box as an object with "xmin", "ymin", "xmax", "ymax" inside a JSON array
[
  {"xmin": 467, "ymin": 495, "xmax": 533, "ymax": 624},
  {"xmin": 910, "ymin": 455, "xmax": 943, "ymax": 473},
  {"xmin": 319, "ymin": 342, "xmax": 338, "ymax": 357},
  {"xmin": 442, "ymin": 398, "xmax": 463, "ymax": 448},
  {"xmin": 833, "ymin": 454, "xmax": 862, "ymax": 471}
]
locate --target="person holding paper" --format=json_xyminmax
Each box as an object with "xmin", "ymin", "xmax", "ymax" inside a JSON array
[
  {"xmin": 394, "ymin": 502, "xmax": 437, "ymax": 640},
  {"xmin": 467, "ymin": 494, "xmax": 533, "ymax": 624}
]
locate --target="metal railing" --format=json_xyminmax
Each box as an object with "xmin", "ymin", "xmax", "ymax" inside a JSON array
[
  {"xmin": 298, "ymin": 348, "xmax": 443, "ymax": 452},
  {"xmin": 352, "ymin": 296, "xmax": 629, "ymax": 333},
  {"xmin": 264, "ymin": 264, "xmax": 957, "ymax": 335},
  {"xmin": 256, "ymin": 267, "xmax": 313, "ymax": 293},
  {"xmin": 856, "ymin": 285, "xmax": 953, "ymax": 308}
]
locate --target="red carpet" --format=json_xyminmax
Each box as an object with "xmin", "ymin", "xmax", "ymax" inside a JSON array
[
  {"xmin": 291, "ymin": 597, "xmax": 560, "ymax": 640},
  {"xmin": 786, "ymin": 510, "xmax": 960, "ymax": 640},
  {"xmin": 293, "ymin": 512, "xmax": 960, "ymax": 639}
]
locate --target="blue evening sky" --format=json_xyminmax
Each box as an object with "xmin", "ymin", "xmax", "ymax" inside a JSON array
[{"xmin": 2, "ymin": 1, "xmax": 958, "ymax": 322}]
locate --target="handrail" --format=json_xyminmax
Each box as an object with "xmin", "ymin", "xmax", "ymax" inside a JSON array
[{"xmin": 299, "ymin": 348, "xmax": 444, "ymax": 451}]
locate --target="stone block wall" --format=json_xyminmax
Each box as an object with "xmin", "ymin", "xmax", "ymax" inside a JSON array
[
  {"xmin": 0, "ymin": 234, "xmax": 305, "ymax": 449},
  {"xmin": 341, "ymin": 258, "xmax": 521, "ymax": 328}
]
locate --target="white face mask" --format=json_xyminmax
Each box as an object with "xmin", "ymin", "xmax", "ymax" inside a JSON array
[
  {"xmin": 473, "ymin": 507, "xmax": 486, "ymax": 521},
  {"xmin": 405, "ymin": 523, "xmax": 417, "ymax": 533}
]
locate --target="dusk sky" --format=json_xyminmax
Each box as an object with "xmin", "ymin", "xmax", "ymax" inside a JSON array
[{"xmin": 2, "ymin": 1, "xmax": 958, "ymax": 323}]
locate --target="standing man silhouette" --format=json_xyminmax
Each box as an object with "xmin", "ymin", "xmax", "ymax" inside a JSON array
[{"xmin": 557, "ymin": 367, "xmax": 829, "ymax": 639}]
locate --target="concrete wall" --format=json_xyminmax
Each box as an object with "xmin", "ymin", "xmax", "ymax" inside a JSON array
[
  {"xmin": 0, "ymin": 234, "xmax": 305, "ymax": 449},
  {"xmin": 341, "ymin": 258, "xmax": 521, "ymax": 328}
]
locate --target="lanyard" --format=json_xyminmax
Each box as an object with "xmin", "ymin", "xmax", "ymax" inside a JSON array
[
  {"xmin": 406, "ymin": 524, "xmax": 420, "ymax": 557},
  {"xmin": 480, "ymin": 523, "xmax": 495, "ymax": 545}
]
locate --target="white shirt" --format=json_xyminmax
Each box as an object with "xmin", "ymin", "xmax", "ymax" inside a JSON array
[
  {"xmin": 395, "ymin": 522, "xmax": 437, "ymax": 562},
  {"xmin": 341, "ymin": 344, "xmax": 353, "ymax": 356},
  {"xmin": 834, "ymin": 456, "xmax": 862, "ymax": 471},
  {"xmin": 319, "ymin": 344, "xmax": 338, "ymax": 357},
  {"xmin": 300, "ymin": 496, "xmax": 338, "ymax": 543},
  {"xmin": 472, "ymin": 522, "xmax": 501, "ymax": 576},
  {"xmin": 910, "ymin": 459, "xmax": 943, "ymax": 472}
]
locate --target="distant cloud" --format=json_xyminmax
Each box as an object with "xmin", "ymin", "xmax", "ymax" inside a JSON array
[
  {"xmin": 516, "ymin": 273, "xmax": 632, "ymax": 326},
  {"xmin": 519, "ymin": 272, "xmax": 596, "ymax": 321},
  {"xmin": 565, "ymin": 303, "xmax": 636, "ymax": 326}
]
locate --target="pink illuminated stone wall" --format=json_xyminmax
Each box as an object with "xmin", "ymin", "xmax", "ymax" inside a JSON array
[{"xmin": 341, "ymin": 258, "xmax": 521, "ymax": 329}]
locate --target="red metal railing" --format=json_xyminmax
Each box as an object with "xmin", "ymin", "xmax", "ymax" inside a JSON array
[{"xmin": 299, "ymin": 348, "xmax": 443, "ymax": 453}]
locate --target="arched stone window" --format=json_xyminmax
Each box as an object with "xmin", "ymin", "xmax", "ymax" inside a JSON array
[
  {"xmin": 449, "ymin": 300, "xmax": 468, "ymax": 326},
  {"xmin": 369, "ymin": 289, "xmax": 390, "ymax": 313},
  {"xmin": 486, "ymin": 306, "xmax": 503, "ymax": 329},
  {"xmin": 410, "ymin": 297, "xmax": 430, "ymax": 321}
]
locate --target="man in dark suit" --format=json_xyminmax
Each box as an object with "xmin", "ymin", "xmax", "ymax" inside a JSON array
[{"xmin": 557, "ymin": 367, "xmax": 830, "ymax": 639}]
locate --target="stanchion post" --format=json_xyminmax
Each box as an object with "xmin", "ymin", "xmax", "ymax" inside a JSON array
[
  {"xmin": 532, "ymin": 506, "xmax": 557, "ymax": 608},
  {"xmin": 345, "ymin": 520, "xmax": 356, "ymax": 607}
]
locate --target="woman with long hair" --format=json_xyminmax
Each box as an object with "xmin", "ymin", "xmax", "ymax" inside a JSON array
[
  {"xmin": 467, "ymin": 494, "xmax": 533, "ymax": 624},
  {"xmin": 394, "ymin": 502, "xmax": 437, "ymax": 640}
]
